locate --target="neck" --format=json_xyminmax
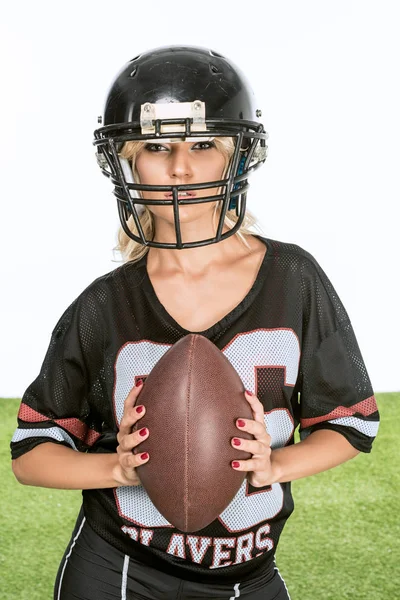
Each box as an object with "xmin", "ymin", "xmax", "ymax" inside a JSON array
[{"xmin": 147, "ymin": 226, "xmax": 255, "ymax": 278}]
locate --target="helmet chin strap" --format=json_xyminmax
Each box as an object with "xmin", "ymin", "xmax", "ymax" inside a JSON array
[{"xmin": 118, "ymin": 157, "xmax": 145, "ymax": 216}]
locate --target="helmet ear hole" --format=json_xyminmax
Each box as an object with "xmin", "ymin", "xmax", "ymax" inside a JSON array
[
  {"xmin": 118, "ymin": 157, "xmax": 145, "ymax": 215},
  {"xmin": 118, "ymin": 157, "xmax": 134, "ymax": 184}
]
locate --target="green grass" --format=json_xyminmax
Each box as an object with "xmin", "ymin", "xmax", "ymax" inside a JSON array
[
  {"xmin": 276, "ymin": 392, "xmax": 399, "ymax": 599},
  {"xmin": 0, "ymin": 394, "xmax": 398, "ymax": 599},
  {"xmin": 0, "ymin": 400, "xmax": 81, "ymax": 600}
]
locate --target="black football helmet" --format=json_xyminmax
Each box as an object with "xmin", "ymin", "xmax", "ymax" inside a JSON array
[{"xmin": 93, "ymin": 45, "xmax": 268, "ymax": 250}]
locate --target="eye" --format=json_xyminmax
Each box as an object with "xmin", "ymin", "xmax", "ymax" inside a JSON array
[
  {"xmin": 144, "ymin": 143, "xmax": 168, "ymax": 152},
  {"xmin": 192, "ymin": 141, "xmax": 216, "ymax": 151}
]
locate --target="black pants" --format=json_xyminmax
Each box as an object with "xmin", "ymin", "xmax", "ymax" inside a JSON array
[{"xmin": 55, "ymin": 510, "xmax": 291, "ymax": 600}]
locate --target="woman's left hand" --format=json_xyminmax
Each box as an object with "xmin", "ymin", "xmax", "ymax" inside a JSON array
[{"xmin": 231, "ymin": 390, "xmax": 273, "ymax": 487}]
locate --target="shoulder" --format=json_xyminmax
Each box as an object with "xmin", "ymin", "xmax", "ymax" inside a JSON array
[
  {"xmin": 259, "ymin": 235, "xmax": 349, "ymax": 321},
  {"xmin": 77, "ymin": 259, "xmax": 145, "ymax": 305},
  {"xmin": 258, "ymin": 234, "xmax": 322, "ymax": 273},
  {"xmin": 52, "ymin": 260, "xmax": 145, "ymax": 335}
]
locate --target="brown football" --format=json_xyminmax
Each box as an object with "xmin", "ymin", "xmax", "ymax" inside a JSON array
[{"xmin": 132, "ymin": 333, "xmax": 254, "ymax": 532}]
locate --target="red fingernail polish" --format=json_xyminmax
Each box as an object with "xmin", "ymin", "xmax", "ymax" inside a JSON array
[
  {"xmin": 237, "ymin": 419, "xmax": 246, "ymax": 428},
  {"xmin": 141, "ymin": 452, "xmax": 149, "ymax": 460},
  {"xmin": 139, "ymin": 428, "xmax": 148, "ymax": 436},
  {"xmin": 136, "ymin": 379, "xmax": 143, "ymax": 387},
  {"xmin": 136, "ymin": 405, "xmax": 144, "ymax": 413},
  {"xmin": 233, "ymin": 438, "xmax": 241, "ymax": 446},
  {"xmin": 246, "ymin": 389, "xmax": 253, "ymax": 395},
  {"xmin": 232, "ymin": 461, "xmax": 240, "ymax": 468}
]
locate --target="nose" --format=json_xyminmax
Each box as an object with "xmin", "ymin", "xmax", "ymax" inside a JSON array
[{"xmin": 168, "ymin": 146, "xmax": 193, "ymax": 181}]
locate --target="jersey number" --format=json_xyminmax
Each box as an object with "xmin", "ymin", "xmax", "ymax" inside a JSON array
[{"xmin": 113, "ymin": 329, "xmax": 299, "ymax": 532}]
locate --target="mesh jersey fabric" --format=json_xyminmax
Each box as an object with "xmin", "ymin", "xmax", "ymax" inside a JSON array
[{"xmin": 11, "ymin": 235, "xmax": 380, "ymax": 584}]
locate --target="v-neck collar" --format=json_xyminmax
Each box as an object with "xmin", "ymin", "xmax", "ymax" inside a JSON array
[{"xmin": 136, "ymin": 235, "xmax": 270, "ymax": 338}]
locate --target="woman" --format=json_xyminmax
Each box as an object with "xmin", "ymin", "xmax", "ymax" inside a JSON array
[{"xmin": 11, "ymin": 46, "xmax": 379, "ymax": 600}]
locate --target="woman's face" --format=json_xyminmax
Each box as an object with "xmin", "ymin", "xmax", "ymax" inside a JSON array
[{"xmin": 134, "ymin": 140, "xmax": 227, "ymax": 226}]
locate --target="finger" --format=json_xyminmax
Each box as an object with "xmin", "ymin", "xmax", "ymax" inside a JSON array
[
  {"xmin": 119, "ymin": 412, "xmax": 144, "ymax": 439},
  {"xmin": 125, "ymin": 447, "xmax": 150, "ymax": 470},
  {"xmin": 244, "ymin": 390, "xmax": 266, "ymax": 426},
  {"xmin": 118, "ymin": 426, "xmax": 149, "ymax": 452},
  {"xmin": 124, "ymin": 380, "xmax": 144, "ymax": 410},
  {"xmin": 120, "ymin": 448, "xmax": 150, "ymax": 470},
  {"xmin": 236, "ymin": 417, "xmax": 268, "ymax": 440},
  {"xmin": 119, "ymin": 382, "xmax": 144, "ymax": 435},
  {"xmin": 231, "ymin": 437, "xmax": 270, "ymax": 455},
  {"xmin": 231, "ymin": 457, "xmax": 268, "ymax": 472},
  {"xmin": 119, "ymin": 404, "xmax": 146, "ymax": 436}
]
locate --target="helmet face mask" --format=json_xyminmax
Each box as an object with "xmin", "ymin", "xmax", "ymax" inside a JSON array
[{"xmin": 93, "ymin": 46, "xmax": 268, "ymax": 250}]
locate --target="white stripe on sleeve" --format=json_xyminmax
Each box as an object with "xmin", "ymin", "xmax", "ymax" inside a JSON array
[{"xmin": 12, "ymin": 426, "xmax": 78, "ymax": 450}]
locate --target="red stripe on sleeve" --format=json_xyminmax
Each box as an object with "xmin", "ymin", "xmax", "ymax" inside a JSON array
[
  {"xmin": 300, "ymin": 395, "xmax": 378, "ymax": 429},
  {"xmin": 18, "ymin": 403, "xmax": 101, "ymax": 446}
]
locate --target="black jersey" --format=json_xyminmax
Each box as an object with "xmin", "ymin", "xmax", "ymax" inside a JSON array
[{"xmin": 11, "ymin": 236, "xmax": 379, "ymax": 584}]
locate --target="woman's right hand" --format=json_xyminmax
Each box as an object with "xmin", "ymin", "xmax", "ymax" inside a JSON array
[{"xmin": 113, "ymin": 381, "xmax": 150, "ymax": 487}]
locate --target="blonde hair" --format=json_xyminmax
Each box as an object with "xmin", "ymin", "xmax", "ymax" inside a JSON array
[{"xmin": 114, "ymin": 137, "xmax": 264, "ymax": 263}]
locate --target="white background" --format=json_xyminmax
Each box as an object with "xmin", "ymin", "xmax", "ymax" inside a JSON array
[{"xmin": 1, "ymin": 0, "xmax": 399, "ymax": 397}]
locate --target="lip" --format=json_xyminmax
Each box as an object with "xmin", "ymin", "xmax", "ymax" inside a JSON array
[{"xmin": 164, "ymin": 192, "xmax": 196, "ymax": 198}]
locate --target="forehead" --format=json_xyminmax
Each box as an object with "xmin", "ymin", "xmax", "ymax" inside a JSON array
[{"xmin": 153, "ymin": 135, "xmax": 215, "ymax": 146}]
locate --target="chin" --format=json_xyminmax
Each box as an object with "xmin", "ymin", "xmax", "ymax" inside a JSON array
[{"xmin": 150, "ymin": 203, "xmax": 217, "ymax": 223}]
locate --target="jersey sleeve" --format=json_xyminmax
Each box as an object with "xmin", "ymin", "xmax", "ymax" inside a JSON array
[
  {"xmin": 297, "ymin": 253, "xmax": 380, "ymax": 453},
  {"xmin": 10, "ymin": 288, "xmax": 105, "ymax": 460}
]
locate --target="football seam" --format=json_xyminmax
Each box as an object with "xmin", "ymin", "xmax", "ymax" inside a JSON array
[{"xmin": 185, "ymin": 334, "xmax": 196, "ymax": 531}]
